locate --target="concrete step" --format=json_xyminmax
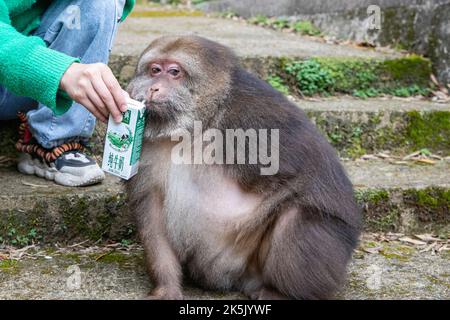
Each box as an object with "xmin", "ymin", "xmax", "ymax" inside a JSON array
[
  {"xmin": 110, "ymin": 16, "xmax": 432, "ymax": 96},
  {"xmin": 85, "ymin": 97, "xmax": 450, "ymax": 159},
  {"xmin": 0, "ymin": 160, "xmax": 448, "ymax": 245},
  {"xmin": 1, "ymin": 97, "xmax": 448, "ymax": 160},
  {"xmin": 0, "ymin": 234, "xmax": 448, "ymax": 299},
  {"xmin": 112, "ymin": 16, "xmax": 399, "ymax": 59},
  {"xmin": 300, "ymin": 97, "xmax": 450, "ymax": 158}
]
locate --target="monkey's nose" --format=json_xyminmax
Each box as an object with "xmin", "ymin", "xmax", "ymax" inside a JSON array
[{"xmin": 148, "ymin": 87, "xmax": 160, "ymax": 101}]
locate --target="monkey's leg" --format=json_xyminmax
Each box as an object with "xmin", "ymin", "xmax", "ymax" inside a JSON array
[
  {"xmin": 137, "ymin": 190, "xmax": 183, "ymax": 300},
  {"xmin": 261, "ymin": 207, "xmax": 358, "ymax": 300}
]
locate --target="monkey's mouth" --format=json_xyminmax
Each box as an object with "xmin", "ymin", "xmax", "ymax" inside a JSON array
[{"xmin": 144, "ymin": 100, "xmax": 178, "ymax": 123}]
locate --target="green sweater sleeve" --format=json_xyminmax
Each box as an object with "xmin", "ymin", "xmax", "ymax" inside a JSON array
[{"xmin": 0, "ymin": 3, "xmax": 79, "ymax": 115}]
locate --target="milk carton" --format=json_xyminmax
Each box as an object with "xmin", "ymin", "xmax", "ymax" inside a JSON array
[{"xmin": 102, "ymin": 98, "xmax": 146, "ymax": 180}]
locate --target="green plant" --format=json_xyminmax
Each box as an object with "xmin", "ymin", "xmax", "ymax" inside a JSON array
[
  {"xmin": 353, "ymin": 88, "xmax": 381, "ymax": 98},
  {"xmin": 4, "ymin": 227, "xmax": 39, "ymax": 246},
  {"xmin": 272, "ymin": 18, "xmax": 290, "ymax": 30},
  {"xmin": 248, "ymin": 14, "xmax": 270, "ymax": 26},
  {"xmin": 285, "ymin": 59, "xmax": 334, "ymax": 95},
  {"xmin": 267, "ymin": 75, "xmax": 290, "ymax": 95},
  {"xmin": 292, "ymin": 20, "xmax": 321, "ymax": 36},
  {"xmin": 218, "ymin": 11, "xmax": 238, "ymax": 19},
  {"xmin": 391, "ymin": 85, "xmax": 430, "ymax": 97},
  {"xmin": 281, "ymin": 56, "xmax": 432, "ymax": 98}
]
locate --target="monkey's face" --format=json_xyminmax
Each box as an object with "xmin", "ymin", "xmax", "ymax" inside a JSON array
[
  {"xmin": 128, "ymin": 36, "xmax": 237, "ymax": 138},
  {"xmin": 128, "ymin": 58, "xmax": 195, "ymax": 126}
]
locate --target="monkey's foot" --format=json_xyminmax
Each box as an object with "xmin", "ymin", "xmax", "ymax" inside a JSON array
[
  {"xmin": 145, "ymin": 287, "xmax": 184, "ymax": 300},
  {"xmin": 249, "ymin": 288, "xmax": 288, "ymax": 300}
]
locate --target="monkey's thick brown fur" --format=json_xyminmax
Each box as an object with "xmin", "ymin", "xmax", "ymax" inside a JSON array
[{"xmin": 126, "ymin": 36, "xmax": 362, "ymax": 300}]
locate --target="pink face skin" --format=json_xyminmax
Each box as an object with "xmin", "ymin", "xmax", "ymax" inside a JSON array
[{"xmin": 147, "ymin": 60, "xmax": 184, "ymax": 103}]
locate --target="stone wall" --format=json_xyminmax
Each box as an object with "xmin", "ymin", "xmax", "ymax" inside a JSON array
[{"xmin": 200, "ymin": 0, "xmax": 450, "ymax": 83}]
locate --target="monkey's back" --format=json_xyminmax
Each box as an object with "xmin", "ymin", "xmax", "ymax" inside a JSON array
[{"xmin": 220, "ymin": 68, "xmax": 362, "ymax": 229}]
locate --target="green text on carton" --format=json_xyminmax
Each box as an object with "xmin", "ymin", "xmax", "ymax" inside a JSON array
[{"xmin": 102, "ymin": 99, "xmax": 146, "ymax": 180}]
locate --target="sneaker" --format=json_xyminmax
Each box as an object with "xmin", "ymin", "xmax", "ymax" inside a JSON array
[{"xmin": 18, "ymin": 151, "xmax": 105, "ymax": 187}]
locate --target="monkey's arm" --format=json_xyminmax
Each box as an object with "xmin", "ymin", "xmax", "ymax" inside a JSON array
[{"xmin": 133, "ymin": 188, "xmax": 183, "ymax": 299}]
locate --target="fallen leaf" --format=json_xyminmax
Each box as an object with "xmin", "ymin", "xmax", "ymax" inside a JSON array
[
  {"xmin": 403, "ymin": 151, "xmax": 421, "ymax": 160},
  {"xmin": 415, "ymin": 158, "xmax": 436, "ymax": 165},
  {"xmin": 386, "ymin": 232, "xmax": 404, "ymax": 240},
  {"xmin": 21, "ymin": 181, "xmax": 49, "ymax": 188},
  {"xmin": 433, "ymin": 91, "xmax": 448, "ymax": 100},
  {"xmin": 429, "ymin": 154, "xmax": 443, "ymax": 161},
  {"xmin": 362, "ymin": 247, "xmax": 381, "ymax": 254},
  {"xmin": 377, "ymin": 153, "xmax": 391, "ymax": 159},
  {"xmin": 414, "ymin": 234, "xmax": 441, "ymax": 242},
  {"xmin": 430, "ymin": 74, "xmax": 440, "ymax": 86},
  {"xmin": 361, "ymin": 154, "xmax": 378, "ymax": 160},
  {"xmin": 420, "ymin": 242, "xmax": 438, "ymax": 253},
  {"xmin": 392, "ymin": 161, "xmax": 409, "ymax": 165},
  {"xmin": 399, "ymin": 237, "xmax": 427, "ymax": 246}
]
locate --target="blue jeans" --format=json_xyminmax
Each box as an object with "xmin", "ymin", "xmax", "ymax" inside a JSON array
[{"xmin": 0, "ymin": 0, "xmax": 126, "ymax": 148}]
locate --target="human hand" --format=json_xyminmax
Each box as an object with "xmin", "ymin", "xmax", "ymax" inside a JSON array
[{"xmin": 60, "ymin": 62, "xmax": 129, "ymax": 123}]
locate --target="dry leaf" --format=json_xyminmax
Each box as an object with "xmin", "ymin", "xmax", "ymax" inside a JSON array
[
  {"xmin": 21, "ymin": 181, "xmax": 49, "ymax": 188},
  {"xmin": 403, "ymin": 151, "xmax": 421, "ymax": 160},
  {"xmin": 399, "ymin": 237, "xmax": 427, "ymax": 246},
  {"xmin": 377, "ymin": 153, "xmax": 391, "ymax": 159},
  {"xmin": 362, "ymin": 247, "xmax": 381, "ymax": 254},
  {"xmin": 429, "ymin": 154, "xmax": 443, "ymax": 161},
  {"xmin": 430, "ymin": 74, "xmax": 439, "ymax": 86},
  {"xmin": 392, "ymin": 161, "xmax": 409, "ymax": 165},
  {"xmin": 386, "ymin": 232, "xmax": 404, "ymax": 240},
  {"xmin": 433, "ymin": 91, "xmax": 448, "ymax": 100},
  {"xmin": 361, "ymin": 154, "xmax": 378, "ymax": 160},
  {"xmin": 420, "ymin": 242, "xmax": 438, "ymax": 253},
  {"xmin": 415, "ymin": 158, "xmax": 436, "ymax": 165},
  {"xmin": 414, "ymin": 234, "xmax": 441, "ymax": 242}
]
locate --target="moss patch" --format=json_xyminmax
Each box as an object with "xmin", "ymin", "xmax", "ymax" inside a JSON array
[
  {"xmin": 0, "ymin": 194, "xmax": 135, "ymax": 247},
  {"xmin": 403, "ymin": 188, "xmax": 450, "ymax": 232},
  {"xmin": 0, "ymin": 202, "xmax": 50, "ymax": 246},
  {"xmin": 0, "ymin": 259, "xmax": 21, "ymax": 274},
  {"xmin": 356, "ymin": 187, "xmax": 450, "ymax": 234},
  {"xmin": 308, "ymin": 109, "xmax": 450, "ymax": 158},
  {"xmin": 90, "ymin": 251, "xmax": 143, "ymax": 269},
  {"xmin": 58, "ymin": 194, "xmax": 134, "ymax": 242},
  {"xmin": 405, "ymin": 111, "xmax": 450, "ymax": 151},
  {"xmin": 279, "ymin": 55, "xmax": 432, "ymax": 98},
  {"xmin": 356, "ymin": 189, "xmax": 400, "ymax": 232}
]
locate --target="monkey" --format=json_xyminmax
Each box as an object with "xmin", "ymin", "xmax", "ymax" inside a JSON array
[{"xmin": 126, "ymin": 35, "xmax": 362, "ymax": 300}]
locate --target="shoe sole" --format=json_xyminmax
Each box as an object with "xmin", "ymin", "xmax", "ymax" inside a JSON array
[{"xmin": 18, "ymin": 154, "xmax": 105, "ymax": 187}]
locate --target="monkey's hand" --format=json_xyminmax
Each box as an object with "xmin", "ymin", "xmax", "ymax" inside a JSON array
[{"xmin": 59, "ymin": 62, "xmax": 129, "ymax": 123}]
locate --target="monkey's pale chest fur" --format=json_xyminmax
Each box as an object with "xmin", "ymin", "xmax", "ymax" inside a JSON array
[{"xmin": 142, "ymin": 140, "xmax": 262, "ymax": 287}]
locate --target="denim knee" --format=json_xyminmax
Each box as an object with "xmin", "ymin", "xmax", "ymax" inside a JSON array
[
  {"xmin": 81, "ymin": 0, "xmax": 118, "ymax": 30},
  {"xmin": 39, "ymin": 0, "xmax": 120, "ymax": 48}
]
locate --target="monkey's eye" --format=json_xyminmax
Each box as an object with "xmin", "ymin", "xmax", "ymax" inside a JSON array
[
  {"xmin": 150, "ymin": 66, "xmax": 162, "ymax": 75},
  {"xmin": 168, "ymin": 68, "xmax": 180, "ymax": 77}
]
